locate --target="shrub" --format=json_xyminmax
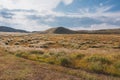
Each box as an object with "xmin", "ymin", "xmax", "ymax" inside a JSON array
[
  {"xmin": 87, "ymin": 55, "xmax": 111, "ymax": 64},
  {"xmin": 16, "ymin": 53, "xmax": 22, "ymax": 57},
  {"xmin": 48, "ymin": 61, "xmax": 55, "ymax": 64},
  {"xmin": 48, "ymin": 52, "xmax": 55, "ymax": 55},
  {"xmin": 40, "ymin": 45, "xmax": 48, "ymax": 48},
  {"xmin": 75, "ymin": 54, "xmax": 85, "ymax": 59},
  {"xmin": 114, "ymin": 61, "xmax": 120, "ymax": 69},
  {"xmin": 28, "ymin": 54, "xmax": 38, "ymax": 61},
  {"xmin": 45, "ymin": 57, "xmax": 56, "ymax": 64},
  {"xmin": 113, "ymin": 54, "xmax": 120, "ymax": 59},
  {"xmin": 59, "ymin": 57, "xmax": 71, "ymax": 67},
  {"xmin": 5, "ymin": 42, "xmax": 9, "ymax": 45},
  {"xmin": 14, "ymin": 42, "xmax": 20, "ymax": 45},
  {"xmin": 16, "ymin": 52, "xmax": 29, "ymax": 59},
  {"xmin": 29, "ymin": 50, "xmax": 44, "ymax": 54},
  {"xmin": 105, "ymin": 65, "xmax": 120, "ymax": 76},
  {"xmin": 55, "ymin": 52, "xmax": 65, "ymax": 57},
  {"xmin": 90, "ymin": 62, "xmax": 105, "ymax": 73}
]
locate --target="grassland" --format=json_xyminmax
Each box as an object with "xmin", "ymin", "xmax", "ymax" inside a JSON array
[{"xmin": 0, "ymin": 33, "xmax": 120, "ymax": 80}]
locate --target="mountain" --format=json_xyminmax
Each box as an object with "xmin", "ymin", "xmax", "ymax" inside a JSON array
[
  {"xmin": 39, "ymin": 27, "xmax": 76, "ymax": 34},
  {"xmin": 91, "ymin": 29, "xmax": 120, "ymax": 34},
  {"xmin": 76, "ymin": 29, "xmax": 120, "ymax": 34},
  {"xmin": 35, "ymin": 27, "xmax": 120, "ymax": 34},
  {"xmin": 0, "ymin": 26, "xmax": 28, "ymax": 33}
]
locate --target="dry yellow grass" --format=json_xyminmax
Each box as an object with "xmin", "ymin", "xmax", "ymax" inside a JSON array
[{"xmin": 0, "ymin": 33, "xmax": 120, "ymax": 80}]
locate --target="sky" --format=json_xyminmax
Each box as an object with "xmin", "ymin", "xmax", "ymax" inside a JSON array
[{"xmin": 0, "ymin": 0, "xmax": 120, "ymax": 31}]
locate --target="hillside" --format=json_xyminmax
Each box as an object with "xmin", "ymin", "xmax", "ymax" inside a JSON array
[
  {"xmin": 76, "ymin": 28, "xmax": 120, "ymax": 34},
  {"xmin": 92, "ymin": 28, "xmax": 120, "ymax": 34},
  {"xmin": 1, "ymin": 26, "xmax": 120, "ymax": 34},
  {"xmin": 36, "ymin": 27, "xmax": 76, "ymax": 34},
  {"xmin": 0, "ymin": 26, "xmax": 28, "ymax": 33},
  {"xmin": 34, "ymin": 27, "xmax": 120, "ymax": 34}
]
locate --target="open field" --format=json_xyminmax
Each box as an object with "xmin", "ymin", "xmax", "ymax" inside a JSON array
[{"xmin": 0, "ymin": 33, "xmax": 120, "ymax": 80}]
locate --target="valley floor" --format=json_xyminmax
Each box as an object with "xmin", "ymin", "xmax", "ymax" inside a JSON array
[{"xmin": 0, "ymin": 33, "xmax": 120, "ymax": 80}]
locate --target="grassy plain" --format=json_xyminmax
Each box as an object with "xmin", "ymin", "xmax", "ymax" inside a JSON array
[{"xmin": 0, "ymin": 33, "xmax": 120, "ymax": 80}]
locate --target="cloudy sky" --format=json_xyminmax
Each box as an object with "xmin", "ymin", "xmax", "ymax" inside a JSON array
[{"xmin": 0, "ymin": 0, "xmax": 120, "ymax": 31}]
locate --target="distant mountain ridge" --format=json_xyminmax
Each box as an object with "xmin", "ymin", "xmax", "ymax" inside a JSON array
[
  {"xmin": 0, "ymin": 26, "xmax": 120, "ymax": 34},
  {"xmin": 91, "ymin": 29, "xmax": 120, "ymax": 34},
  {"xmin": 35, "ymin": 27, "xmax": 120, "ymax": 34},
  {"xmin": 0, "ymin": 26, "xmax": 28, "ymax": 33}
]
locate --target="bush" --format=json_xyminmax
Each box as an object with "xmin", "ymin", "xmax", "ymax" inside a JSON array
[
  {"xmin": 5, "ymin": 42, "xmax": 9, "ymax": 45},
  {"xmin": 48, "ymin": 61, "xmax": 55, "ymax": 64},
  {"xmin": 29, "ymin": 50, "xmax": 44, "ymax": 54},
  {"xmin": 114, "ymin": 61, "xmax": 120, "ymax": 69},
  {"xmin": 75, "ymin": 54, "xmax": 85, "ymax": 59},
  {"xmin": 14, "ymin": 42, "xmax": 20, "ymax": 45},
  {"xmin": 44, "ymin": 57, "xmax": 56, "ymax": 64},
  {"xmin": 55, "ymin": 52, "xmax": 65, "ymax": 57},
  {"xmin": 87, "ymin": 56, "xmax": 111, "ymax": 64},
  {"xmin": 90, "ymin": 62, "xmax": 105, "ymax": 73},
  {"xmin": 59, "ymin": 57, "xmax": 71, "ymax": 67},
  {"xmin": 16, "ymin": 53, "xmax": 22, "ymax": 57},
  {"xmin": 28, "ymin": 54, "xmax": 38, "ymax": 61},
  {"xmin": 16, "ymin": 52, "xmax": 29, "ymax": 59}
]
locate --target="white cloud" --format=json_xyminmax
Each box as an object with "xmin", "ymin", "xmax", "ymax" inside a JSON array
[
  {"xmin": 96, "ymin": 5, "xmax": 113, "ymax": 13},
  {"xmin": 0, "ymin": 0, "xmax": 74, "ymax": 31},
  {"xmin": 62, "ymin": 0, "xmax": 73, "ymax": 5},
  {"xmin": 0, "ymin": 0, "xmax": 120, "ymax": 31},
  {"xmin": 68, "ymin": 6, "xmax": 117, "ymax": 18},
  {"xmin": 90, "ymin": 23, "xmax": 120, "ymax": 30},
  {"xmin": 63, "ymin": 5, "xmax": 120, "ymax": 24},
  {"xmin": 0, "ymin": 0, "xmax": 73, "ymax": 11},
  {"xmin": 0, "ymin": 10, "xmax": 52, "ymax": 31}
]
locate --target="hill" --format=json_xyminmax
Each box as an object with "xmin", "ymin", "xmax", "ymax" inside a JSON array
[
  {"xmin": 76, "ymin": 29, "xmax": 120, "ymax": 34},
  {"xmin": 1, "ymin": 26, "xmax": 120, "ymax": 34},
  {"xmin": 91, "ymin": 28, "xmax": 120, "ymax": 34},
  {"xmin": 0, "ymin": 26, "xmax": 28, "ymax": 33},
  {"xmin": 42, "ymin": 27, "xmax": 76, "ymax": 34},
  {"xmin": 34, "ymin": 27, "xmax": 120, "ymax": 34}
]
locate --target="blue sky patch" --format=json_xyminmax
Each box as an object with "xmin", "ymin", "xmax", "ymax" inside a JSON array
[{"xmin": 0, "ymin": 0, "xmax": 120, "ymax": 31}]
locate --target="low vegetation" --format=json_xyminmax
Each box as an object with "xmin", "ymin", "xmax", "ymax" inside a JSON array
[
  {"xmin": 10, "ymin": 50, "xmax": 120, "ymax": 77},
  {"xmin": 0, "ymin": 33, "xmax": 120, "ymax": 80}
]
